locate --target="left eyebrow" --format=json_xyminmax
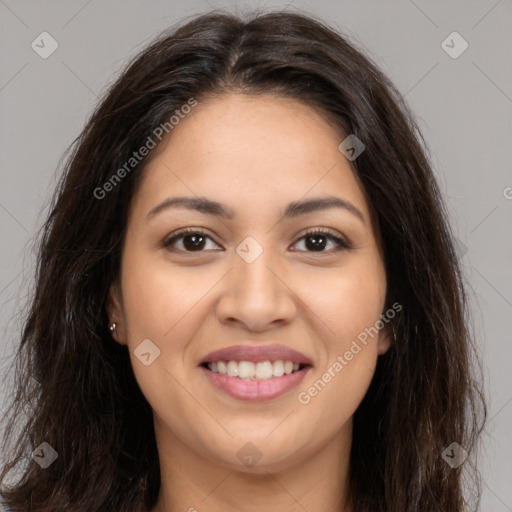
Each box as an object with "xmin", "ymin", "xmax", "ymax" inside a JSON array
[
  {"xmin": 146, "ymin": 195, "xmax": 365, "ymax": 225},
  {"xmin": 283, "ymin": 196, "xmax": 365, "ymax": 224}
]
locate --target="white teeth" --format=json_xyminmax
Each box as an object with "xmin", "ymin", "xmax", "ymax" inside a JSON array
[
  {"xmin": 238, "ymin": 361, "xmax": 255, "ymax": 379},
  {"xmin": 207, "ymin": 359, "xmax": 304, "ymax": 380},
  {"xmin": 255, "ymin": 361, "xmax": 273, "ymax": 380},
  {"xmin": 284, "ymin": 361, "xmax": 294, "ymax": 375},
  {"xmin": 272, "ymin": 360, "xmax": 284, "ymax": 377},
  {"xmin": 227, "ymin": 360, "xmax": 239, "ymax": 377}
]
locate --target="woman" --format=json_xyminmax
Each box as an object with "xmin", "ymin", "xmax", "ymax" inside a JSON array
[{"xmin": 0, "ymin": 9, "xmax": 486, "ymax": 512}]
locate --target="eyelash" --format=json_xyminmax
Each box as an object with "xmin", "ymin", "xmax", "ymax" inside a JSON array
[{"xmin": 162, "ymin": 227, "xmax": 351, "ymax": 254}]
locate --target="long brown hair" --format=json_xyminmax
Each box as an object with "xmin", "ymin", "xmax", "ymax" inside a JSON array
[{"xmin": 0, "ymin": 9, "xmax": 486, "ymax": 511}]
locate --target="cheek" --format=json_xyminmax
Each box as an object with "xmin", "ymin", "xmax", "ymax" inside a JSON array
[
  {"xmin": 296, "ymin": 269, "xmax": 385, "ymax": 419},
  {"xmin": 296, "ymin": 347, "xmax": 376, "ymax": 440},
  {"xmin": 118, "ymin": 252, "xmax": 207, "ymax": 435},
  {"xmin": 120, "ymin": 247, "xmax": 215, "ymax": 340},
  {"xmin": 299, "ymin": 255, "xmax": 386, "ymax": 341},
  {"xmin": 118, "ymin": 247, "xmax": 221, "ymax": 400},
  {"xmin": 293, "ymin": 255, "xmax": 385, "ymax": 415}
]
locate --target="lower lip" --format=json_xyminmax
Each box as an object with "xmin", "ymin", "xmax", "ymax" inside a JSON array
[{"xmin": 199, "ymin": 365, "xmax": 311, "ymax": 401}]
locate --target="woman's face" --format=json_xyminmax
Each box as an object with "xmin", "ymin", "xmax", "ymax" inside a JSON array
[{"xmin": 110, "ymin": 93, "xmax": 390, "ymax": 473}]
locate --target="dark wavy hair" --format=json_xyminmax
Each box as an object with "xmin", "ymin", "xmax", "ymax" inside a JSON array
[{"xmin": 0, "ymin": 9, "xmax": 486, "ymax": 512}]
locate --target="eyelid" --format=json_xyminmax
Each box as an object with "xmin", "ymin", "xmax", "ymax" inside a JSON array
[{"xmin": 162, "ymin": 227, "xmax": 351, "ymax": 253}]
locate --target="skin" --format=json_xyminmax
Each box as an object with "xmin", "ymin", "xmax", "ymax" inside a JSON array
[{"xmin": 108, "ymin": 93, "xmax": 391, "ymax": 512}]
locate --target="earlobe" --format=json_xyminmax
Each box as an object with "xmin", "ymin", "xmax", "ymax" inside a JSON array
[
  {"xmin": 107, "ymin": 282, "xmax": 127, "ymax": 345},
  {"xmin": 377, "ymin": 324, "xmax": 394, "ymax": 355}
]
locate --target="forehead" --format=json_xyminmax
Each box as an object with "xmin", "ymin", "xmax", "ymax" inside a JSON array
[{"xmin": 131, "ymin": 93, "xmax": 374, "ymax": 225}]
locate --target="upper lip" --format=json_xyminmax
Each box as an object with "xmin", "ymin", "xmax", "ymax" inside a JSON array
[{"xmin": 199, "ymin": 344, "xmax": 313, "ymax": 366}]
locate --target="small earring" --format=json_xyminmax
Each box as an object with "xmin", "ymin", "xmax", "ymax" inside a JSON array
[
  {"xmin": 391, "ymin": 324, "xmax": 397, "ymax": 342},
  {"xmin": 109, "ymin": 323, "xmax": 116, "ymax": 333}
]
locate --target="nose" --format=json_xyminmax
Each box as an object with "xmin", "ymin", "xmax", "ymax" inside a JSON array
[{"xmin": 215, "ymin": 244, "xmax": 297, "ymax": 332}]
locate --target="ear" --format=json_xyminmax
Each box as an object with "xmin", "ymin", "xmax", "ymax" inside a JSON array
[
  {"xmin": 377, "ymin": 323, "xmax": 393, "ymax": 355},
  {"xmin": 107, "ymin": 281, "xmax": 127, "ymax": 346}
]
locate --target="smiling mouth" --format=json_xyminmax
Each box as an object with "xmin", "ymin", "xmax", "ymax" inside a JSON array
[{"xmin": 200, "ymin": 360, "xmax": 311, "ymax": 381}]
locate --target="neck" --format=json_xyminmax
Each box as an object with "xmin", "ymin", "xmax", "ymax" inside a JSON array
[{"xmin": 151, "ymin": 418, "xmax": 354, "ymax": 512}]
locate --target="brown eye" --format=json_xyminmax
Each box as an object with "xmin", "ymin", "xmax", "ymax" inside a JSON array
[
  {"xmin": 292, "ymin": 229, "xmax": 351, "ymax": 253},
  {"xmin": 162, "ymin": 227, "xmax": 351, "ymax": 254},
  {"xmin": 163, "ymin": 229, "xmax": 221, "ymax": 252}
]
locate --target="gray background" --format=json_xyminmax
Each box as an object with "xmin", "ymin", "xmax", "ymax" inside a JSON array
[{"xmin": 0, "ymin": 0, "xmax": 511, "ymax": 510}]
